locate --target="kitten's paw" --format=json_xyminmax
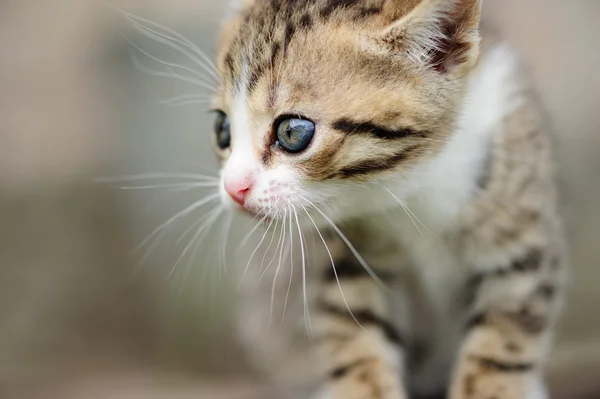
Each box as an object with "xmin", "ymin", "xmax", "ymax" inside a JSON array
[{"xmin": 314, "ymin": 361, "xmax": 407, "ymax": 399}]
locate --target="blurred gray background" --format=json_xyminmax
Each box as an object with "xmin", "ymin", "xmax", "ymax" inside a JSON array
[{"xmin": 1, "ymin": 1, "xmax": 599, "ymax": 398}]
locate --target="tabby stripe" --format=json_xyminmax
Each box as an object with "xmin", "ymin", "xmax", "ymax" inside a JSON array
[
  {"xmin": 298, "ymin": 13, "xmax": 313, "ymax": 30},
  {"xmin": 324, "ymin": 259, "xmax": 395, "ymax": 281},
  {"xmin": 337, "ymin": 146, "xmax": 421, "ymax": 178},
  {"xmin": 469, "ymin": 355, "xmax": 535, "ymax": 373},
  {"xmin": 536, "ymin": 283, "xmax": 557, "ymax": 300},
  {"xmin": 505, "ymin": 306, "xmax": 548, "ymax": 334},
  {"xmin": 465, "ymin": 249, "xmax": 544, "ymax": 305},
  {"xmin": 464, "ymin": 312, "xmax": 487, "ymax": 331},
  {"xmin": 465, "ymin": 309, "xmax": 548, "ymax": 335},
  {"xmin": 329, "ymin": 358, "xmax": 372, "ymax": 380},
  {"xmin": 320, "ymin": 0, "xmax": 360, "ymax": 19},
  {"xmin": 224, "ymin": 52, "xmax": 235, "ymax": 78},
  {"xmin": 324, "ymin": 259, "xmax": 364, "ymax": 281},
  {"xmin": 353, "ymin": 6, "xmax": 383, "ymax": 20},
  {"xmin": 282, "ymin": 21, "xmax": 296, "ymax": 55},
  {"xmin": 332, "ymin": 118, "xmax": 427, "ymax": 140},
  {"xmin": 318, "ymin": 301, "xmax": 404, "ymax": 346},
  {"xmin": 247, "ymin": 63, "xmax": 265, "ymax": 92}
]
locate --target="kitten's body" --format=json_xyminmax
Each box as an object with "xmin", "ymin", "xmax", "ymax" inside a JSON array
[{"xmin": 211, "ymin": 1, "xmax": 567, "ymax": 398}]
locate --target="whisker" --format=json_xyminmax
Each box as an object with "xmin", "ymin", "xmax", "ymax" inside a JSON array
[
  {"xmin": 134, "ymin": 193, "xmax": 221, "ymax": 255},
  {"xmin": 238, "ymin": 213, "xmax": 270, "ymax": 251},
  {"xmin": 123, "ymin": 35, "xmax": 217, "ymax": 88},
  {"xmin": 260, "ymin": 213, "xmax": 286, "ymax": 283},
  {"xmin": 160, "ymin": 99, "xmax": 213, "ymax": 108},
  {"xmin": 175, "ymin": 211, "xmax": 214, "ymax": 245},
  {"xmin": 159, "ymin": 94, "xmax": 214, "ymax": 107},
  {"xmin": 378, "ymin": 184, "xmax": 441, "ymax": 242},
  {"xmin": 120, "ymin": 11, "xmax": 220, "ymax": 82},
  {"xmin": 381, "ymin": 187, "xmax": 422, "ymax": 237},
  {"xmin": 175, "ymin": 209, "xmax": 223, "ymax": 299},
  {"xmin": 301, "ymin": 204, "xmax": 361, "ymax": 327},
  {"xmin": 299, "ymin": 195, "xmax": 390, "ymax": 293},
  {"xmin": 131, "ymin": 54, "xmax": 217, "ymax": 93},
  {"xmin": 259, "ymin": 218, "xmax": 280, "ymax": 276},
  {"xmin": 141, "ymin": 186, "xmax": 217, "ymax": 215},
  {"xmin": 269, "ymin": 208, "xmax": 288, "ymax": 326},
  {"xmin": 169, "ymin": 207, "xmax": 223, "ymax": 280},
  {"xmin": 281, "ymin": 209, "xmax": 295, "ymax": 324},
  {"xmin": 219, "ymin": 211, "xmax": 234, "ymax": 276},
  {"xmin": 188, "ymin": 162, "xmax": 221, "ymax": 177},
  {"xmin": 294, "ymin": 209, "xmax": 312, "ymax": 339},
  {"xmin": 116, "ymin": 182, "xmax": 219, "ymax": 190},
  {"xmin": 95, "ymin": 173, "xmax": 219, "ymax": 183},
  {"xmin": 238, "ymin": 216, "xmax": 275, "ymax": 290},
  {"xmin": 160, "ymin": 93, "xmax": 214, "ymax": 102}
]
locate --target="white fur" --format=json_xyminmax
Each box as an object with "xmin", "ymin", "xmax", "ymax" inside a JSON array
[
  {"xmin": 221, "ymin": 80, "xmax": 258, "ymax": 208},
  {"xmin": 403, "ymin": 44, "xmax": 522, "ymax": 232},
  {"xmin": 222, "ymin": 75, "xmax": 310, "ymax": 218}
]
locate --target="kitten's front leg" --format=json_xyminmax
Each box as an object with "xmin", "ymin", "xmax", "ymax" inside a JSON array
[
  {"xmin": 449, "ymin": 247, "xmax": 565, "ymax": 399},
  {"xmin": 312, "ymin": 260, "xmax": 408, "ymax": 399}
]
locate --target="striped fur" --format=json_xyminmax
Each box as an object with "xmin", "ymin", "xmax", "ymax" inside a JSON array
[{"xmin": 212, "ymin": 1, "xmax": 568, "ymax": 399}]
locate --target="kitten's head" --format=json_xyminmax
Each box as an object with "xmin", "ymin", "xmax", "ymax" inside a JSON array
[{"xmin": 211, "ymin": 0, "xmax": 482, "ymax": 222}]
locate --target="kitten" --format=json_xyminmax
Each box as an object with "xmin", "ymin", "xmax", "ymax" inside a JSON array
[{"xmin": 210, "ymin": 0, "xmax": 567, "ymax": 398}]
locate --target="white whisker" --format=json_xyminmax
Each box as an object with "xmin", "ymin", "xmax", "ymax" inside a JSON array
[
  {"xmin": 95, "ymin": 173, "xmax": 219, "ymax": 183},
  {"xmin": 379, "ymin": 184, "xmax": 440, "ymax": 241},
  {"xmin": 260, "ymin": 213, "xmax": 286, "ymax": 283},
  {"xmin": 131, "ymin": 54, "xmax": 217, "ymax": 92},
  {"xmin": 176, "ymin": 209, "xmax": 223, "ymax": 299},
  {"xmin": 281, "ymin": 210, "xmax": 295, "ymax": 324},
  {"xmin": 123, "ymin": 35, "xmax": 217, "ymax": 89},
  {"xmin": 269, "ymin": 209, "xmax": 288, "ymax": 326},
  {"xmin": 116, "ymin": 182, "xmax": 219, "ymax": 190},
  {"xmin": 301, "ymin": 204, "xmax": 361, "ymax": 327},
  {"xmin": 141, "ymin": 186, "xmax": 217, "ymax": 215},
  {"xmin": 299, "ymin": 195, "xmax": 389, "ymax": 293},
  {"xmin": 121, "ymin": 11, "xmax": 220, "ymax": 82},
  {"xmin": 238, "ymin": 216, "xmax": 275, "ymax": 290},
  {"xmin": 293, "ymin": 209, "xmax": 312, "ymax": 339},
  {"xmin": 259, "ymin": 218, "xmax": 280, "ymax": 276},
  {"xmin": 238, "ymin": 213, "xmax": 270, "ymax": 250},
  {"xmin": 219, "ymin": 211, "xmax": 234, "ymax": 276},
  {"xmin": 176, "ymin": 211, "xmax": 213, "ymax": 245},
  {"xmin": 134, "ymin": 193, "xmax": 221, "ymax": 254},
  {"xmin": 160, "ymin": 99, "xmax": 213, "ymax": 108},
  {"xmin": 169, "ymin": 207, "xmax": 223, "ymax": 280},
  {"xmin": 160, "ymin": 94, "xmax": 214, "ymax": 102}
]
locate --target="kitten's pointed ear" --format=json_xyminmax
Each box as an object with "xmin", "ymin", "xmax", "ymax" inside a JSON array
[{"xmin": 378, "ymin": 0, "xmax": 482, "ymax": 75}]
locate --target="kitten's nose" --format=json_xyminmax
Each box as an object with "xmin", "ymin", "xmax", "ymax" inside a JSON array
[{"xmin": 225, "ymin": 179, "xmax": 252, "ymax": 207}]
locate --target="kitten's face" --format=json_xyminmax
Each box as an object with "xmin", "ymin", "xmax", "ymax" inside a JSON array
[{"xmin": 211, "ymin": 0, "xmax": 481, "ymax": 223}]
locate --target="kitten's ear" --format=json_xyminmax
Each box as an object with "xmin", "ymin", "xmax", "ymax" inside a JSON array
[{"xmin": 378, "ymin": 0, "xmax": 482, "ymax": 75}]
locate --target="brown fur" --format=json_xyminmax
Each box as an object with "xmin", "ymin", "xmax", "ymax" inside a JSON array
[
  {"xmin": 213, "ymin": 0, "xmax": 481, "ymax": 181},
  {"xmin": 214, "ymin": 1, "xmax": 567, "ymax": 399}
]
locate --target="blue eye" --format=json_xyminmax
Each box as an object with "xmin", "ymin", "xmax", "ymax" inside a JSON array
[
  {"xmin": 276, "ymin": 117, "xmax": 315, "ymax": 153},
  {"xmin": 214, "ymin": 111, "xmax": 231, "ymax": 149}
]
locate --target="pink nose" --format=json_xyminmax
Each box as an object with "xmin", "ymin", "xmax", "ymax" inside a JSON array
[{"xmin": 225, "ymin": 179, "xmax": 252, "ymax": 207}]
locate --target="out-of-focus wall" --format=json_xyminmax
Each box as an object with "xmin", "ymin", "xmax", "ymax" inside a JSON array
[{"xmin": 0, "ymin": 1, "xmax": 598, "ymax": 398}]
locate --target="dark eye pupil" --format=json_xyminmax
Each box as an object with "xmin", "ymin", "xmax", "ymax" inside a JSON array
[
  {"xmin": 276, "ymin": 118, "xmax": 315, "ymax": 153},
  {"xmin": 214, "ymin": 111, "xmax": 231, "ymax": 150}
]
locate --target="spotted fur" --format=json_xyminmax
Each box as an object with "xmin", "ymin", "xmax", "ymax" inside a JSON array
[{"xmin": 211, "ymin": 1, "xmax": 567, "ymax": 398}]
